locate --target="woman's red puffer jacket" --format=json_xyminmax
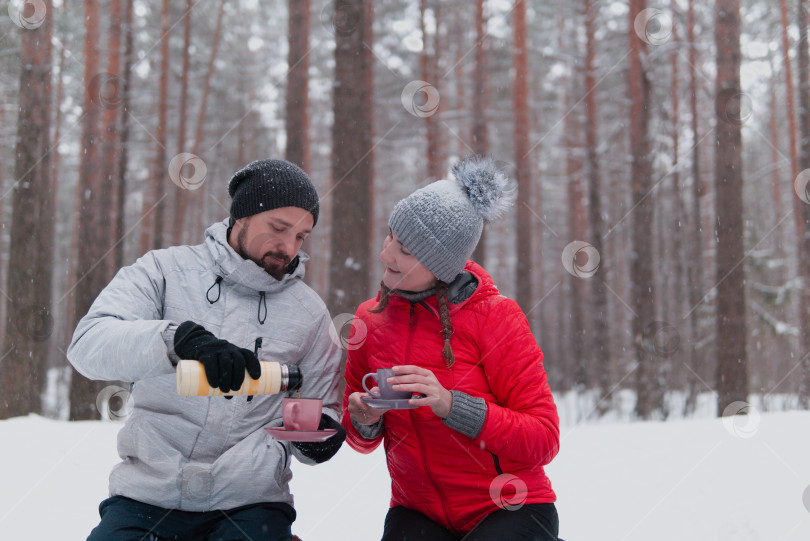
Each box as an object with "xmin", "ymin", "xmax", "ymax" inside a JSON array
[{"xmin": 342, "ymin": 261, "xmax": 559, "ymax": 536}]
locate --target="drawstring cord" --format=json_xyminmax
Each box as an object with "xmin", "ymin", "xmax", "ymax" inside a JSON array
[
  {"xmin": 206, "ymin": 276, "xmax": 223, "ymax": 304},
  {"xmin": 203, "ymin": 276, "xmax": 267, "ymax": 402},
  {"xmin": 205, "ymin": 277, "xmax": 267, "ymax": 324},
  {"xmin": 258, "ymin": 291, "xmax": 267, "ymax": 324}
]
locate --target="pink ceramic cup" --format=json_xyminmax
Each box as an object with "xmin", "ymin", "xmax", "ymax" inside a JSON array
[{"xmin": 282, "ymin": 397, "xmax": 322, "ymax": 431}]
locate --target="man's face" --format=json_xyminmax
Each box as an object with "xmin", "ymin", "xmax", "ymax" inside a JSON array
[{"xmin": 230, "ymin": 207, "xmax": 314, "ymax": 280}]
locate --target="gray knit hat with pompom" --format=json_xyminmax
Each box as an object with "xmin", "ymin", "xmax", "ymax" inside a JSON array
[{"xmin": 388, "ymin": 156, "xmax": 515, "ymax": 283}]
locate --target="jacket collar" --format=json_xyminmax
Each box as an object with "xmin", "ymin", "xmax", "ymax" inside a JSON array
[
  {"xmin": 387, "ymin": 260, "xmax": 498, "ymax": 314},
  {"xmin": 204, "ymin": 218, "xmax": 308, "ymax": 292}
]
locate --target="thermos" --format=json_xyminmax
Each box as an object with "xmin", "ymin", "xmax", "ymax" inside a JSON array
[{"xmin": 176, "ymin": 360, "xmax": 302, "ymax": 396}]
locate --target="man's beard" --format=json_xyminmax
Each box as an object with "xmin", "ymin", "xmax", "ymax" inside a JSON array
[{"xmin": 236, "ymin": 226, "xmax": 291, "ymax": 280}]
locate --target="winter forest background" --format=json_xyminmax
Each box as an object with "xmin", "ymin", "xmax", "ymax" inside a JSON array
[{"xmin": 0, "ymin": 0, "xmax": 809, "ymax": 424}]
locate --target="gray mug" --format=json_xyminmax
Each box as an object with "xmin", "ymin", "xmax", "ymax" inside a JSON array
[{"xmin": 362, "ymin": 368, "xmax": 411, "ymax": 399}]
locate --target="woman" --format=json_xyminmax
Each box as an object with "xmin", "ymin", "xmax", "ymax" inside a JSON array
[{"xmin": 342, "ymin": 157, "xmax": 560, "ymax": 541}]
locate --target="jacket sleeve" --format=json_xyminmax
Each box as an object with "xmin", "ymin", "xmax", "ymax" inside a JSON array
[
  {"xmin": 341, "ymin": 305, "xmax": 384, "ymax": 453},
  {"xmin": 290, "ymin": 303, "xmax": 344, "ymax": 465},
  {"xmin": 67, "ymin": 251, "xmax": 176, "ymax": 383},
  {"xmin": 474, "ymin": 297, "xmax": 560, "ymax": 467}
]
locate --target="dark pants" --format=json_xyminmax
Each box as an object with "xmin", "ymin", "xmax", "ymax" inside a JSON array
[
  {"xmin": 87, "ymin": 495, "xmax": 296, "ymax": 541},
  {"xmin": 381, "ymin": 504, "xmax": 559, "ymax": 541}
]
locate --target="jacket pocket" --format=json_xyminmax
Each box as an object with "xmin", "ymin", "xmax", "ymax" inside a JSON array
[
  {"xmin": 266, "ymin": 434, "xmax": 291, "ymax": 480},
  {"xmin": 490, "ymin": 451, "xmax": 503, "ymax": 475},
  {"xmin": 233, "ymin": 394, "xmax": 261, "ymax": 412},
  {"xmin": 255, "ymin": 336, "xmax": 305, "ymax": 367}
]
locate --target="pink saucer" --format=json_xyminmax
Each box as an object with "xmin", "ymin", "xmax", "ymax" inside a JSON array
[{"xmin": 264, "ymin": 427, "xmax": 337, "ymax": 442}]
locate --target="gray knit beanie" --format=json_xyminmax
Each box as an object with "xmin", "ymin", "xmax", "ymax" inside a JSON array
[
  {"xmin": 228, "ymin": 159, "xmax": 320, "ymax": 226},
  {"xmin": 388, "ymin": 156, "xmax": 515, "ymax": 283}
]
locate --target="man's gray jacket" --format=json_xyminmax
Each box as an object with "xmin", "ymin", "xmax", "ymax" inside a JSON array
[{"xmin": 67, "ymin": 218, "xmax": 342, "ymax": 512}]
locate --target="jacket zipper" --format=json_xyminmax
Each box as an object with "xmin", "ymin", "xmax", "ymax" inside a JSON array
[
  {"xmin": 247, "ymin": 338, "xmax": 263, "ymax": 403},
  {"xmin": 405, "ymin": 303, "xmax": 456, "ymax": 532},
  {"xmin": 404, "ymin": 303, "xmax": 416, "ymax": 360}
]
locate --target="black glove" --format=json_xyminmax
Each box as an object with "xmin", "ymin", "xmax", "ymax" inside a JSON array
[
  {"xmin": 292, "ymin": 414, "xmax": 347, "ymax": 464},
  {"xmin": 174, "ymin": 321, "xmax": 261, "ymax": 393}
]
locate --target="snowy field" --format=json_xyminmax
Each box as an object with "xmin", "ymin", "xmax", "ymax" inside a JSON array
[{"xmin": 1, "ymin": 405, "xmax": 809, "ymax": 540}]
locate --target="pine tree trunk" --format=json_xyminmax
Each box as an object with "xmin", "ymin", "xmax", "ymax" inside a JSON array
[
  {"xmin": 0, "ymin": 105, "xmax": 5, "ymax": 352},
  {"xmin": 513, "ymin": 0, "xmax": 533, "ymax": 316},
  {"xmin": 796, "ymin": 0, "xmax": 810, "ymax": 406},
  {"xmin": 453, "ymin": 3, "xmax": 467, "ymax": 159},
  {"xmin": 420, "ymin": 0, "xmax": 444, "ymax": 181},
  {"xmin": 184, "ymin": 0, "xmax": 226, "ymax": 244},
  {"xmin": 584, "ymin": 0, "xmax": 611, "ymax": 410},
  {"xmin": 780, "ymin": 0, "xmax": 800, "ymax": 187},
  {"xmin": 49, "ymin": 22, "xmax": 68, "ymax": 379},
  {"xmin": 684, "ymin": 0, "xmax": 705, "ymax": 415},
  {"xmin": 780, "ymin": 0, "xmax": 806, "ymax": 309},
  {"xmin": 470, "ymin": 0, "xmax": 488, "ymax": 265},
  {"xmin": 714, "ymin": 0, "xmax": 748, "ymax": 416},
  {"xmin": 327, "ymin": 0, "xmax": 375, "ymax": 320},
  {"xmin": 0, "ymin": 0, "xmax": 54, "ymax": 419},
  {"xmin": 51, "ymin": 41, "xmax": 66, "ymax": 218},
  {"xmin": 285, "ymin": 0, "xmax": 314, "ymax": 286},
  {"xmin": 668, "ymin": 0, "xmax": 686, "ymax": 401},
  {"xmin": 115, "ymin": 0, "xmax": 135, "ymax": 269},
  {"xmin": 70, "ymin": 0, "xmax": 107, "ymax": 420},
  {"xmin": 101, "ymin": 0, "xmax": 123, "ymax": 279},
  {"xmin": 173, "ymin": 0, "xmax": 193, "ymax": 245},
  {"xmin": 628, "ymin": 0, "xmax": 659, "ymax": 419},
  {"xmin": 152, "ymin": 0, "xmax": 171, "ymax": 250},
  {"xmin": 769, "ymin": 71, "xmax": 783, "ymax": 218},
  {"xmin": 565, "ymin": 69, "xmax": 588, "ymax": 391},
  {"xmin": 286, "ymin": 0, "xmax": 311, "ymax": 172},
  {"xmin": 767, "ymin": 52, "xmax": 787, "ymax": 340}
]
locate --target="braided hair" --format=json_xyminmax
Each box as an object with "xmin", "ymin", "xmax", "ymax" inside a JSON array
[
  {"xmin": 368, "ymin": 281, "xmax": 392, "ymax": 314},
  {"xmin": 435, "ymin": 282, "xmax": 455, "ymax": 367}
]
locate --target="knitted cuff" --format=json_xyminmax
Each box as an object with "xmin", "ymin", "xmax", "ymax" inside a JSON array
[
  {"xmin": 442, "ymin": 390, "xmax": 487, "ymax": 439},
  {"xmin": 292, "ymin": 414, "xmax": 347, "ymax": 464},
  {"xmin": 162, "ymin": 323, "xmax": 180, "ymax": 366},
  {"xmin": 351, "ymin": 416, "xmax": 384, "ymax": 440}
]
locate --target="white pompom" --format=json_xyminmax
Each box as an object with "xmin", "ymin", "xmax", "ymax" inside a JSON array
[{"xmin": 451, "ymin": 156, "xmax": 515, "ymax": 222}]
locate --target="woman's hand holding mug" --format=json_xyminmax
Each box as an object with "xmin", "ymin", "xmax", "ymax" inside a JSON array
[{"xmin": 390, "ymin": 365, "xmax": 453, "ymax": 419}]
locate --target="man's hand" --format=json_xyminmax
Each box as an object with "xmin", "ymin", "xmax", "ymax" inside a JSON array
[
  {"xmin": 174, "ymin": 321, "xmax": 261, "ymax": 393},
  {"xmin": 291, "ymin": 414, "xmax": 347, "ymax": 463}
]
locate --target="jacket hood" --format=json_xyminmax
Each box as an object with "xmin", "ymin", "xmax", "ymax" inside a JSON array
[
  {"xmin": 204, "ymin": 218, "xmax": 309, "ymax": 291},
  {"xmin": 448, "ymin": 260, "xmax": 499, "ymax": 312}
]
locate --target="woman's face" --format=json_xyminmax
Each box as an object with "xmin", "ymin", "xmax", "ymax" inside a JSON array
[{"xmin": 380, "ymin": 229, "xmax": 438, "ymax": 292}]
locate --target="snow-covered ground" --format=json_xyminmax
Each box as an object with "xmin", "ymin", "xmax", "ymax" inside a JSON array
[{"xmin": 1, "ymin": 408, "xmax": 809, "ymax": 540}]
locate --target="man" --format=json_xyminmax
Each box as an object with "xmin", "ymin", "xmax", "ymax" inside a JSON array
[{"xmin": 68, "ymin": 159, "xmax": 345, "ymax": 541}]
